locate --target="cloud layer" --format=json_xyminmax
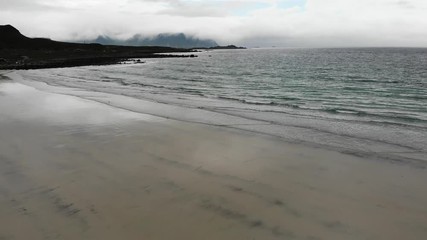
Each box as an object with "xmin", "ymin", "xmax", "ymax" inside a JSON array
[{"xmin": 1, "ymin": 0, "xmax": 427, "ymax": 47}]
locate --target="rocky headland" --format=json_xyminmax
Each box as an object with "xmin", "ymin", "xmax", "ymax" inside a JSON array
[{"xmin": 0, "ymin": 25, "xmax": 196, "ymax": 70}]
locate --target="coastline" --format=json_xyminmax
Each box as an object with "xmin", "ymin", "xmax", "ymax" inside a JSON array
[
  {"xmin": 0, "ymin": 54, "xmax": 197, "ymax": 70},
  {"xmin": 0, "ymin": 24, "xmax": 197, "ymax": 70},
  {"xmin": 1, "ymin": 71, "xmax": 427, "ymax": 239},
  {"xmin": 9, "ymin": 68, "xmax": 427, "ymax": 168}
]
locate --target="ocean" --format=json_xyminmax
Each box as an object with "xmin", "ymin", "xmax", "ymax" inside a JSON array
[{"xmin": 17, "ymin": 48, "xmax": 427, "ymax": 165}]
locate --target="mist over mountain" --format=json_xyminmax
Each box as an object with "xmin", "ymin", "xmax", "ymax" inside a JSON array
[{"xmin": 88, "ymin": 33, "xmax": 218, "ymax": 49}]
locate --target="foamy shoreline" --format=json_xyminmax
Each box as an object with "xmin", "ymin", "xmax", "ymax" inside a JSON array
[{"xmin": 1, "ymin": 71, "xmax": 427, "ymax": 239}]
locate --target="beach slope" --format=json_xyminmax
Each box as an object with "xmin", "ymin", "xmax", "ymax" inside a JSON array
[{"xmin": 0, "ymin": 74, "xmax": 426, "ymax": 240}]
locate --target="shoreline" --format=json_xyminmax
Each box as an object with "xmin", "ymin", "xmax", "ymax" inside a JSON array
[
  {"xmin": 1, "ymin": 72, "xmax": 427, "ymax": 239},
  {"xmin": 0, "ymin": 53, "xmax": 197, "ymax": 70},
  {"xmin": 8, "ymin": 69, "xmax": 427, "ymax": 169}
]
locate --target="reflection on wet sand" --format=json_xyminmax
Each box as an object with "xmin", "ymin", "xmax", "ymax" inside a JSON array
[{"xmin": 0, "ymin": 81, "xmax": 426, "ymax": 240}]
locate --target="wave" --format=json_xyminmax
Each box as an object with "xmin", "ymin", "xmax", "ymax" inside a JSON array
[
  {"xmin": 320, "ymin": 107, "xmax": 427, "ymax": 125},
  {"xmin": 214, "ymin": 94, "xmax": 427, "ymax": 127},
  {"xmin": 217, "ymin": 96, "xmax": 301, "ymax": 108},
  {"xmin": 322, "ymin": 107, "xmax": 367, "ymax": 115}
]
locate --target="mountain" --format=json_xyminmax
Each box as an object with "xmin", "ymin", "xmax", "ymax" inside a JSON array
[
  {"xmin": 89, "ymin": 33, "xmax": 218, "ymax": 49},
  {"xmin": 0, "ymin": 24, "xmax": 105, "ymax": 50},
  {"xmin": 0, "ymin": 24, "xmax": 25, "ymax": 46},
  {"xmin": 0, "ymin": 24, "xmax": 194, "ymax": 70},
  {"xmin": 0, "ymin": 24, "xmax": 65, "ymax": 49}
]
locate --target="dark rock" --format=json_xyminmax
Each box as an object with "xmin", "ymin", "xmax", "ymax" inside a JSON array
[
  {"xmin": 194, "ymin": 45, "xmax": 247, "ymax": 50},
  {"xmin": 208, "ymin": 45, "xmax": 246, "ymax": 50}
]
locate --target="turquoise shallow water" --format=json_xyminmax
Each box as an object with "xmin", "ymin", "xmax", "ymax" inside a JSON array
[{"xmin": 15, "ymin": 48, "xmax": 427, "ymax": 163}]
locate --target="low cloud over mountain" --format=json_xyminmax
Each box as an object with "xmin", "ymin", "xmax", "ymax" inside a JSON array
[
  {"xmin": 2, "ymin": 0, "xmax": 427, "ymax": 47},
  {"xmin": 88, "ymin": 33, "xmax": 218, "ymax": 49}
]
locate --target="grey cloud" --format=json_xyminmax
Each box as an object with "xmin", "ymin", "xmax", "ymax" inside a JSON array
[
  {"xmin": 158, "ymin": 3, "xmax": 226, "ymax": 17},
  {"xmin": 0, "ymin": 0, "xmax": 63, "ymax": 11},
  {"xmin": 395, "ymin": 0, "xmax": 415, "ymax": 8},
  {"xmin": 1, "ymin": 0, "xmax": 427, "ymax": 47}
]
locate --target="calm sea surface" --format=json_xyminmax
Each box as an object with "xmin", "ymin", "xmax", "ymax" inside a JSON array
[{"xmin": 19, "ymin": 48, "xmax": 427, "ymax": 163}]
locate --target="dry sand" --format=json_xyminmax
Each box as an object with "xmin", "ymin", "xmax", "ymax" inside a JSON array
[{"xmin": 0, "ymin": 77, "xmax": 426, "ymax": 240}]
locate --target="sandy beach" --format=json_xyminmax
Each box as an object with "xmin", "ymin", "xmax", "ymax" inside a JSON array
[{"xmin": 1, "ymin": 72, "xmax": 427, "ymax": 240}]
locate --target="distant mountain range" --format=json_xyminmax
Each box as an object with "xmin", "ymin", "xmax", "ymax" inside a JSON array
[{"xmin": 87, "ymin": 33, "xmax": 219, "ymax": 49}]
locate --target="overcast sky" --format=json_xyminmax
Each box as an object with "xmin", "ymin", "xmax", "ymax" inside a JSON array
[{"xmin": 1, "ymin": 0, "xmax": 427, "ymax": 47}]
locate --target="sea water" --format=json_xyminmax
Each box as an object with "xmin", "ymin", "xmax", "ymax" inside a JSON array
[{"xmin": 17, "ymin": 48, "xmax": 427, "ymax": 165}]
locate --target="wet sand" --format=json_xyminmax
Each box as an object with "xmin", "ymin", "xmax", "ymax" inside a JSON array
[{"xmin": 0, "ymin": 77, "xmax": 426, "ymax": 240}]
